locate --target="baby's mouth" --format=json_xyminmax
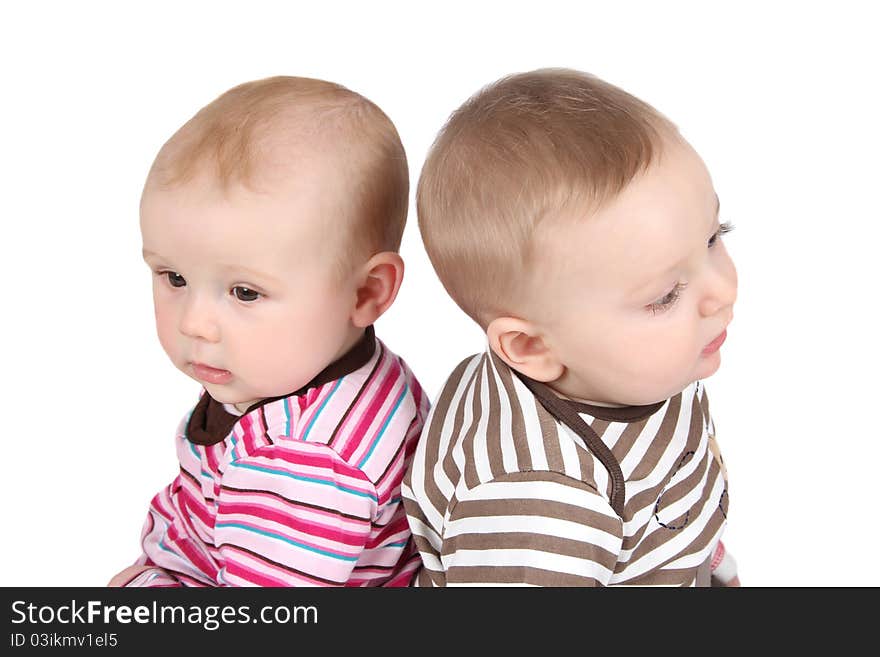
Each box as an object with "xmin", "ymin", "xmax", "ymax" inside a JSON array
[
  {"xmin": 190, "ymin": 362, "xmax": 233, "ymax": 384},
  {"xmin": 700, "ymin": 329, "xmax": 727, "ymax": 356}
]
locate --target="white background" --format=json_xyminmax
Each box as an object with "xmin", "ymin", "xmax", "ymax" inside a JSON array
[{"xmin": 1, "ymin": 0, "xmax": 877, "ymax": 587}]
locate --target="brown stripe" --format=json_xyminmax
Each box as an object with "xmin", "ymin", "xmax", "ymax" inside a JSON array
[
  {"xmin": 484, "ymin": 356, "xmax": 506, "ymax": 480},
  {"xmin": 443, "ymin": 530, "xmax": 619, "ymax": 567},
  {"xmin": 492, "ymin": 351, "xmax": 532, "ymax": 471},
  {"xmin": 416, "ymin": 567, "xmax": 444, "ymax": 587},
  {"xmin": 574, "ymin": 435, "xmax": 597, "ymax": 490},
  {"xmin": 589, "ymin": 418, "xmax": 610, "ymax": 439},
  {"xmin": 618, "ymin": 567, "xmax": 699, "ymax": 586},
  {"xmin": 450, "ymin": 497, "xmax": 622, "ymax": 537},
  {"xmin": 536, "ymin": 400, "xmax": 565, "ymax": 472},
  {"xmin": 446, "ymin": 566, "xmax": 602, "ymax": 586},
  {"xmin": 460, "ymin": 360, "xmax": 486, "ymax": 490},
  {"xmin": 624, "ymin": 394, "xmax": 682, "ymax": 483},
  {"xmin": 608, "ymin": 417, "xmax": 649, "ymax": 466},
  {"xmin": 259, "ymin": 405, "xmax": 274, "ymax": 445},
  {"xmin": 699, "ymin": 384, "xmax": 711, "ymax": 422},
  {"xmin": 422, "ymin": 356, "xmax": 475, "ymax": 520}
]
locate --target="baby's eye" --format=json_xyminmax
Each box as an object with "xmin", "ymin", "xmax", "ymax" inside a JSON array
[
  {"xmin": 231, "ymin": 286, "xmax": 261, "ymax": 302},
  {"xmin": 164, "ymin": 271, "xmax": 186, "ymax": 288},
  {"xmin": 648, "ymin": 282, "xmax": 688, "ymax": 315},
  {"xmin": 708, "ymin": 221, "xmax": 734, "ymax": 248}
]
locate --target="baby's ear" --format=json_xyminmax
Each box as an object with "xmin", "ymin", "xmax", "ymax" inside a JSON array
[
  {"xmin": 350, "ymin": 252, "xmax": 404, "ymax": 328},
  {"xmin": 487, "ymin": 317, "xmax": 564, "ymax": 382}
]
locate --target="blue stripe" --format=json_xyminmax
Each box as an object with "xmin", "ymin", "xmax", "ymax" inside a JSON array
[
  {"xmin": 229, "ymin": 461, "xmax": 377, "ymax": 501},
  {"xmin": 188, "ymin": 443, "xmax": 213, "ymax": 479},
  {"xmin": 215, "ymin": 522, "xmax": 358, "ymax": 561},
  {"xmin": 357, "ymin": 385, "xmax": 408, "ymax": 469},
  {"xmin": 284, "ymin": 397, "xmax": 291, "ymax": 437},
  {"xmin": 302, "ymin": 378, "xmax": 344, "ymax": 441}
]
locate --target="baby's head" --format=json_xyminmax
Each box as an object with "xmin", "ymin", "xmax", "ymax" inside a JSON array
[
  {"xmin": 140, "ymin": 76, "xmax": 408, "ymax": 411},
  {"xmin": 418, "ymin": 68, "xmax": 737, "ymax": 406}
]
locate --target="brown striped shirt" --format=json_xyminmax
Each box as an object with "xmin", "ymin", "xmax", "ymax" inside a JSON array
[{"xmin": 401, "ymin": 350, "xmax": 729, "ymax": 586}]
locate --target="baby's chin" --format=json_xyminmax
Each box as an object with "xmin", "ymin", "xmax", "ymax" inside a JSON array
[{"xmin": 694, "ymin": 350, "xmax": 723, "ymax": 381}]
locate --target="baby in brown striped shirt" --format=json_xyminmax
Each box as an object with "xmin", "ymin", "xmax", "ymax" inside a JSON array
[{"xmin": 402, "ymin": 68, "xmax": 741, "ymax": 586}]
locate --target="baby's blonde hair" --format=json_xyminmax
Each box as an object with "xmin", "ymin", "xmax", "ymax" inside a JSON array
[
  {"xmin": 146, "ymin": 76, "xmax": 409, "ymax": 272},
  {"xmin": 417, "ymin": 68, "xmax": 678, "ymax": 328}
]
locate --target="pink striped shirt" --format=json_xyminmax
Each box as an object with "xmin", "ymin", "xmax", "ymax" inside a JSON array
[{"xmin": 125, "ymin": 329, "xmax": 429, "ymax": 587}]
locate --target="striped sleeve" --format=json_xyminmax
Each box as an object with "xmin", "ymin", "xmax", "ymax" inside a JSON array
[
  {"xmin": 131, "ymin": 480, "xmax": 217, "ymax": 587},
  {"xmin": 442, "ymin": 471, "xmax": 623, "ymax": 586},
  {"xmin": 213, "ymin": 441, "xmax": 377, "ymax": 586}
]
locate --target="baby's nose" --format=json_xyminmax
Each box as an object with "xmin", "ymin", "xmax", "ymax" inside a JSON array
[
  {"xmin": 179, "ymin": 294, "xmax": 221, "ymax": 343},
  {"xmin": 699, "ymin": 263, "xmax": 738, "ymax": 318}
]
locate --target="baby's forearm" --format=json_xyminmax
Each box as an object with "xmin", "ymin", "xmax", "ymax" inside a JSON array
[
  {"xmin": 107, "ymin": 564, "xmax": 181, "ymax": 587},
  {"xmin": 107, "ymin": 564, "xmax": 153, "ymax": 587}
]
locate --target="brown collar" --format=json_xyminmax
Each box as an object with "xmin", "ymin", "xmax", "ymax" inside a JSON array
[
  {"xmin": 186, "ymin": 326, "xmax": 377, "ymax": 446},
  {"xmin": 511, "ymin": 366, "xmax": 666, "ymax": 518}
]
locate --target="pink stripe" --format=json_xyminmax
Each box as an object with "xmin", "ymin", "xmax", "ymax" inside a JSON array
[
  {"xmin": 251, "ymin": 442, "xmax": 363, "ymax": 471},
  {"xmin": 339, "ymin": 364, "xmax": 400, "ymax": 461},
  {"xmin": 147, "ymin": 495, "xmax": 217, "ymax": 577},
  {"xmin": 221, "ymin": 486, "xmax": 369, "ymax": 523},
  {"xmin": 292, "ymin": 382, "xmax": 339, "ymax": 441},
  {"xmin": 219, "ymin": 501, "xmax": 369, "ymax": 546},
  {"xmin": 326, "ymin": 346, "xmax": 385, "ymax": 447},
  {"xmin": 215, "ymin": 518, "xmax": 362, "ymax": 559},
  {"xmin": 223, "ymin": 561, "xmax": 291, "ymax": 587},
  {"xmin": 350, "ymin": 384, "xmax": 406, "ymax": 469},
  {"xmin": 365, "ymin": 514, "xmax": 411, "ymax": 549},
  {"xmin": 372, "ymin": 442, "xmax": 407, "ymax": 502},
  {"xmin": 179, "ymin": 485, "xmax": 214, "ymax": 528},
  {"xmin": 164, "ymin": 523, "xmax": 217, "ymax": 577},
  {"xmin": 231, "ymin": 459, "xmax": 374, "ymax": 498},
  {"xmin": 221, "ymin": 549, "xmax": 334, "ymax": 586}
]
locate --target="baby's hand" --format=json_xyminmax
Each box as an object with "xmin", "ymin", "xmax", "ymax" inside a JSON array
[{"xmin": 107, "ymin": 564, "xmax": 153, "ymax": 587}]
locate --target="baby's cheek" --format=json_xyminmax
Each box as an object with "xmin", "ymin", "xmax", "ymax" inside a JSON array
[{"xmin": 153, "ymin": 308, "xmax": 177, "ymax": 360}]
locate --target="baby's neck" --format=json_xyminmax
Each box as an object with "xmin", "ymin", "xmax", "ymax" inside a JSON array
[{"xmin": 555, "ymin": 393, "xmax": 628, "ymax": 408}]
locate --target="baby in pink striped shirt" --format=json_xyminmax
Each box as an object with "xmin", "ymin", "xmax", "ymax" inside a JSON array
[{"xmin": 109, "ymin": 76, "xmax": 429, "ymax": 587}]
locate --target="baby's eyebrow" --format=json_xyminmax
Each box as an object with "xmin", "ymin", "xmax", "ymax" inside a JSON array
[{"xmin": 219, "ymin": 263, "xmax": 282, "ymax": 285}]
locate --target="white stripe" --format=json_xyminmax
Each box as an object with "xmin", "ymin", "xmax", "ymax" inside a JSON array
[
  {"xmin": 448, "ymin": 582, "xmax": 540, "ymax": 587},
  {"xmin": 513, "ymin": 379, "xmax": 548, "ymax": 470},
  {"xmin": 488, "ymin": 355, "xmax": 520, "ymax": 473},
  {"xmin": 445, "ymin": 514, "xmax": 623, "ymax": 553},
  {"xmin": 474, "ymin": 365, "xmax": 494, "ymax": 483},
  {"xmin": 445, "ymin": 549, "xmax": 613, "ymax": 582},
  {"xmin": 597, "ymin": 420, "xmax": 628, "ymax": 450},
  {"xmin": 414, "ymin": 355, "xmax": 483, "ymax": 532},
  {"xmin": 624, "ymin": 392, "xmax": 696, "ymax": 498},
  {"xmin": 558, "ymin": 423, "xmax": 582, "ymax": 480},
  {"xmin": 618, "ymin": 399, "xmax": 668, "ymax": 476},
  {"xmin": 464, "ymin": 478, "xmax": 618, "ymax": 517}
]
